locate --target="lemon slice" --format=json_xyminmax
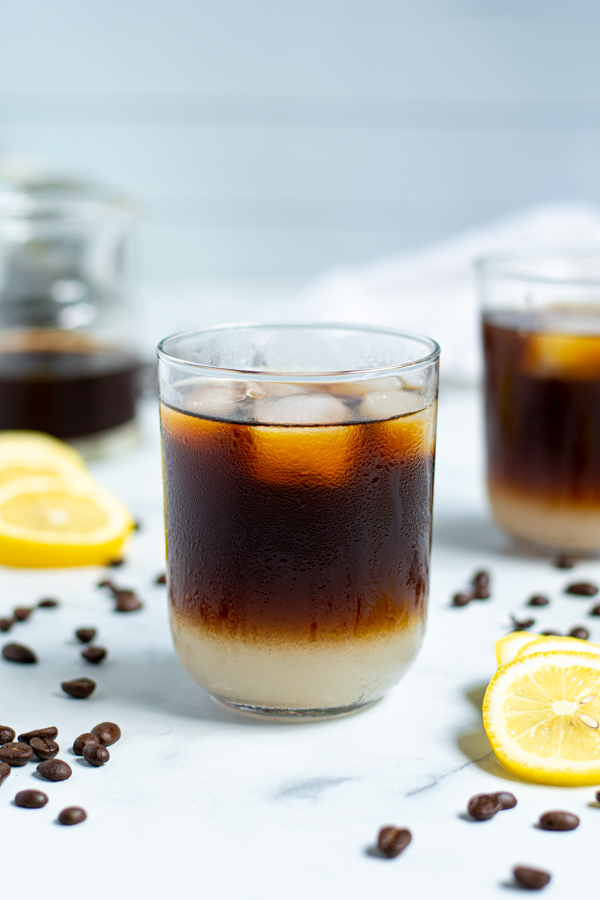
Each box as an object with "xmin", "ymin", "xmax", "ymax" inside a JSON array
[
  {"xmin": 515, "ymin": 636, "xmax": 600, "ymax": 661},
  {"xmin": 0, "ymin": 475, "xmax": 134, "ymax": 567},
  {"xmin": 495, "ymin": 631, "xmax": 544, "ymax": 668},
  {"xmin": 0, "ymin": 449, "xmax": 88, "ymax": 487},
  {"xmin": 0, "ymin": 431, "xmax": 85, "ymax": 469},
  {"xmin": 483, "ymin": 650, "xmax": 600, "ymax": 785}
]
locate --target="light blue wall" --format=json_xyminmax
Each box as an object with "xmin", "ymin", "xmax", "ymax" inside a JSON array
[{"xmin": 2, "ymin": 0, "xmax": 599, "ymax": 279}]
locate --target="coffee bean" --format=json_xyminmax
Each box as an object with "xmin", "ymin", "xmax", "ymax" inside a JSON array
[
  {"xmin": 15, "ymin": 789, "xmax": 48, "ymax": 809},
  {"xmin": 13, "ymin": 606, "xmax": 33, "ymax": 622},
  {"xmin": 472, "ymin": 570, "xmax": 491, "ymax": 599},
  {"xmin": 0, "ymin": 726, "xmax": 16, "ymax": 744},
  {"xmin": 555, "ymin": 555, "xmax": 576, "ymax": 569},
  {"xmin": 73, "ymin": 733, "xmax": 99, "ymax": 755},
  {"xmin": 377, "ymin": 826, "xmax": 412, "ymax": 858},
  {"xmin": 467, "ymin": 793, "xmax": 502, "ymax": 820},
  {"xmin": 82, "ymin": 743, "xmax": 109, "ymax": 766},
  {"xmin": 30, "ymin": 737, "xmax": 59, "ymax": 760},
  {"xmin": 452, "ymin": 592, "xmax": 473, "ymax": 607},
  {"xmin": 566, "ymin": 581, "xmax": 598, "ymax": 596},
  {"xmin": 528, "ymin": 595, "xmax": 550, "ymax": 607},
  {"xmin": 61, "ymin": 677, "xmax": 96, "ymax": 699},
  {"xmin": 155, "ymin": 573, "xmax": 167, "ymax": 585},
  {"xmin": 91, "ymin": 722, "xmax": 121, "ymax": 746},
  {"xmin": 108, "ymin": 557, "xmax": 125, "ymax": 567},
  {"xmin": 58, "ymin": 806, "xmax": 87, "ymax": 826},
  {"xmin": 540, "ymin": 630, "xmax": 562, "ymax": 636},
  {"xmin": 514, "ymin": 866, "xmax": 551, "ymax": 890},
  {"xmin": 0, "ymin": 618, "xmax": 14, "ymax": 632},
  {"xmin": 569, "ymin": 626, "xmax": 590, "ymax": 640},
  {"xmin": 114, "ymin": 590, "xmax": 143, "ymax": 612},
  {"xmin": 81, "ymin": 646, "xmax": 107, "ymax": 664},
  {"xmin": 590, "ymin": 604, "xmax": 600, "ymax": 616},
  {"xmin": 0, "ymin": 742, "xmax": 33, "ymax": 766},
  {"xmin": 75, "ymin": 628, "xmax": 96, "ymax": 644},
  {"xmin": 473, "ymin": 587, "xmax": 491, "ymax": 600},
  {"xmin": 2, "ymin": 642, "xmax": 37, "ymax": 663},
  {"xmin": 0, "ymin": 761, "xmax": 10, "ymax": 785},
  {"xmin": 18, "ymin": 726, "xmax": 58, "ymax": 744},
  {"xmin": 97, "ymin": 579, "xmax": 117, "ymax": 591},
  {"xmin": 38, "ymin": 598, "xmax": 59, "ymax": 608},
  {"xmin": 595, "ymin": 789, "xmax": 600, "ymax": 803},
  {"xmin": 538, "ymin": 810, "xmax": 579, "ymax": 831},
  {"xmin": 510, "ymin": 616, "xmax": 535, "ymax": 631},
  {"xmin": 36, "ymin": 758, "xmax": 72, "ymax": 781},
  {"xmin": 493, "ymin": 791, "xmax": 517, "ymax": 810}
]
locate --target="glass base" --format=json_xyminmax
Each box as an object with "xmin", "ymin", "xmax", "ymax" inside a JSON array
[{"xmin": 211, "ymin": 695, "xmax": 381, "ymax": 721}]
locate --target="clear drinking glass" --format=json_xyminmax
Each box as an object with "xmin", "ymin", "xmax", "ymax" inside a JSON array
[
  {"xmin": 478, "ymin": 250, "xmax": 600, "ymax": 556},
  {"xmin": 158, "ymin": 323, "xmax": 439, "ymax": 718}
]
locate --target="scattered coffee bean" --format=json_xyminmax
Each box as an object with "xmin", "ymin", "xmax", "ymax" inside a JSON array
[
  {"xmin": 91, "ymin": 722, "xmax": 121, "ymax": 746},
  {"xmin": 539, "ymin": 630, "xmax": 562, "ymax": 636},
  {"xmin": 377, "ymin": 826, "xmax": 412, "ymax": 858},
  {"xmin": 97, "ymin": 579, "xmax": 117, "ymax": 591},
  {"xmin": 538, "ymin": 810, "xmax": 579, "ymax": 831},
  {"xmin": 13, "ymin": 606, "xmax": 33, "ymax": 622},
  {"xmin": 155, "ymin": 572, "xmax": 167, "ymax": 585},
  {"xmin": 108, "ymin": 557, "xmax": 125, "ymax": 568},
  {"xmin": 73, "ymin": 733, "xmax": 99, "ymax": 756},
  {"xmin": 75, "ymin": 628, "xmax": 96, "ymax": 644},
  {"xmin": 555, "ymin": 555, "xmax": 576, "ymax": 569},
  {"xmin": 452, "ymin": 592, "xmax": 473, "ymax": 607},
  {"xmin": 569, "ymin": 626, "xmax": 590, "ymax": 640},
  {"xmin": 18, "ymin": 726, "xmax": 58, "ymax": 744},
  {"xmin": 82, "ymin": 743, "xmax": 109, "ymax": 766},
  {"xmin": 2, "ymin": 642, "xmax": 37, "ymax": 663},
  {"xmin": 81, "ymin": 646, "xmax": 107, "ymax": 664},
  {"xmin": 15, "ymin": 789, "xmax": 48, "ymax": 809},
  {"xmin": 493, "ymin": 791, "xmax": 517, "ymax": 810},
  {"xmin": 472, "ymin": 570, "xmax": 491, "ymax": 599},
  {"xmin": 514, "ymin": 866, "xmax": 551, "ymax": 890},
  {"xmin": 58, "ymin": 806, "xmax": 87, "ymax": 826},
  {"xmin": 0, "ymin": 617, "xmax": 14, "ymax": 632},
  {"xmin": 38, "ymin": 597, "xmax": 59, "ymax": 608},
  {"xmin": 0, "ymin": 726, "xmax": 16, "ymax": 744},
  {"xmin": 510, "ymin": 616, "xmax": 535, "ymax": 632},
  {"xmin": 0, "ymin": 742, "xmax": 33, "ymax": 766},
  {"xmin": 36, "ymin": 758, "xmax": 72, "ymax": 781},
  {"xmin": 61, "ymin": 677, "xmax": 96, "ymax": 699},
  {"xmin": 467, "ymin": 793, "xmax": 502, "ymax": 820},
  {"xmin": 590, "ymin": 604, "xmax": 600, "ymax": 616},
  {"xmin": 566, "ymin": 581, "xmax": 599, "ymax": 597},
  {"xmin": 528, "ymin": 595, "xmax": 550, "ymax": 607},
  {"xmin": 595, "ymin": 789, "xmax": 600, "ymax": 803},
  {"xmin": 30, "ymin": 737, "xmax": 59, "ymax": 760},
  {"xmin": 0, "ymin": 761, "xmax": 10, "ymax": 785},
  {"xmin": 114, "ymin": 590, "xmax": 143, "ymax": 612}
]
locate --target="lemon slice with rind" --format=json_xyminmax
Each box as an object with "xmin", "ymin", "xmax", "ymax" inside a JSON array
[
  {"xmin": 0, "ymin": 449, "xmax": 88, "ymax": 487},
  {"xmin": 483, "ymin": 650, "xmax": 600, "ymax": 786},
  {"xmin": 495, "ymin": 631, "xmax": 544, "ymax": 668},
  {"xmin": 515, "ymin": 636, "xmax": 600, "ymax": 661},
  {"xmin": 0, "ymin": 475, "xmax": 134, "ymax": 567},
  {"xmin": 0, "ymin": 431, "xmax": 85, "ymax": 469}
]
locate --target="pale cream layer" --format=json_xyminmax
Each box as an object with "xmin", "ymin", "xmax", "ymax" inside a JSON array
[
  {"xmin": 489, "ymin": 482, "xmax": 600, "ymax": 552},
  {"xmin": 171, "ymin": 612, "xmax": 424, "ymax": 710}
]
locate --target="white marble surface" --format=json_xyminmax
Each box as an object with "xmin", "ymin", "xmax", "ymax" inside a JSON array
[{"xmin": 2, "ymin": 387, "xmax": 599, "ymax": 899}]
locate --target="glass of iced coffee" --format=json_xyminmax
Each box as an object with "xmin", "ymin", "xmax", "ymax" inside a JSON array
[
  {"xmin": 478, "ymin": 251, "xmax": 600, "ymax": 556},
  {"xmin": 158, "ymin": 324, "xmax": 439, "ymax": 718}
]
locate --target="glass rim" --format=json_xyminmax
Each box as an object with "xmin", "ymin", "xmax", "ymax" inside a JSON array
[
  {"xmin": 156, "ymin": 322, "xmax": 440, "ymax": 381},
  {"xmin": 475, "ymin": 246, "xmax": 600, "ymax": 287}
]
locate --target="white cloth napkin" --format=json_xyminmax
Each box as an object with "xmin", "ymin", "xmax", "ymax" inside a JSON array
[{"xmin": 262, "ymin": 203, "xmax": 600, "ymax": 383}]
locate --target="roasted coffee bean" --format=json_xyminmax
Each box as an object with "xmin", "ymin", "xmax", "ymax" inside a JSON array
[
  {"xmin": 514, "ymin": 866, "xmax": 551, "ymax": 890},
  {"xmin": 510, "ymin": 616, "xmax": 535, "ymax": 631},
  {"xmin": 13, "ymin": 606, "xmax": 33, "ymax": 622},
  {"xmin": 18, "ymin": 726, "xmax": 58, "ymax": 744},
  {"xmin": 0, "ymin": 761, "xmax": 10, "ymax": 785},
  {"xmin": 595, "ymin": 789, "xmax": 600, "ymax": 803},
  {"xmin": 590, "ymin": 604, "xmax": 600, "ymax": 616},
  {"xmin": 155, "ymin": 572, "xmax": 167, "ymax": 585},
  {"xmin": 61, "ymin": 677, "xmax": 96, "ymax": 699},
  {"xmin": 73, "ymin": 733, "xmax": 99, "ymax": 755},
  {"xmin": 528, "ymin": 595, "xmax": 550, "ymax": 607},
  {"xmin": 81, "ymin": 646, "xmax": 107, "ymax": 664},
  {"xmin": 569, "ymin": 626, "xmax": 590, "ymax": 640},
  {"xmin": 493, "ymin": 791, "xmax": 517, "ymax": 810},
  {"xmin": 566, "ymin": 581, "xmax": 598, "ymax": 597},
  {"xmin": 452, "ymin": 592, "xmax": 473, "ymax": 607},
  {"xmin": 467, "ymin": 793, "xmax": 502, "ymax": 820},
  {"xmin": 114, "ymin": 590, "xmax": 143, "ymax": 612},
  {"xmin": 0, "ymin": 617, "xmax": 14, "ymax": 632},
  {"xmin": 91, "ymin": 721, "xmax": 121, "ymax": 746},
  {"xmin": 75, "ymin": 628, "xmax": 96, "ymax": 644},
  {"xmin": 539, "ymin": 629, "xmax": 561, "ymax": 636},
  {"xmin": 0, "ymin": 726, "xmax": 15, "ymax": 744},
  {"xmin": 97, "ymin": 579, "xmax": 117, "ymax": 591},
  {"xmin": 108, "ymin": 557, "xmax": 125, "ymax": 567},
  {"xmin": 472, "ymin": 570, "xmax": 491, "ymax": 599},
  {"xmin": 30, "ymin": 737, "xmax": 59, "ymax": 760},
  {"xmin": 2, "ymin": 642, "xmax": 37, "ymax": 663},
  {"xmin": 83, "ymin": 743, "xmax": 109, "ymax": 766},
  {"xmin": 377, "ymin": 826, "xmax": 412, "ymax": 858},
  {"xmin": 538, "ymin": 810, "xmax": 579, "ymax": 831},
  {"xmin": 15, "ymin": 789, "xmax": 48, "ymax": 809},
  {"xmin": 555, "ymin": 555, "xmax": 576, "ymax": 569},
  {"xmin": 0, "ymin": 742, "xmax": 33, "ymax": 766},
  {"xmin": 58, "ymin": 806, "xmax": 87, "ymax": 826},
  {"xmin": 38, "ymin": 597, "xmax": 59, "ymax": 608},
  {"xmin": 36, "ymin": 758, "xmax": 72, "ymax": 781},
  {"xmin": 473, "ymin": 587, "xmax": 491, "ymax": 600}
]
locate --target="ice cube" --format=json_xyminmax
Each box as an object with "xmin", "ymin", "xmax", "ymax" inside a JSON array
[
  {"xmin": 187, "ymin": 381, "xmax": 246, "ymax": 418},
  {"xmin": 244, "ymin": 381, "xmax": 310, "ymax": 400},
  {"xmin": 253, "ymin": 393, "xmax": 351, "ymax": 425},
  {"xmin": 334, "ymin": 376, "xmax": 403, "ymax": 398},
  {"xmin": 360, "ymin": 390, "xmax": 425, "ymax": 422}
]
